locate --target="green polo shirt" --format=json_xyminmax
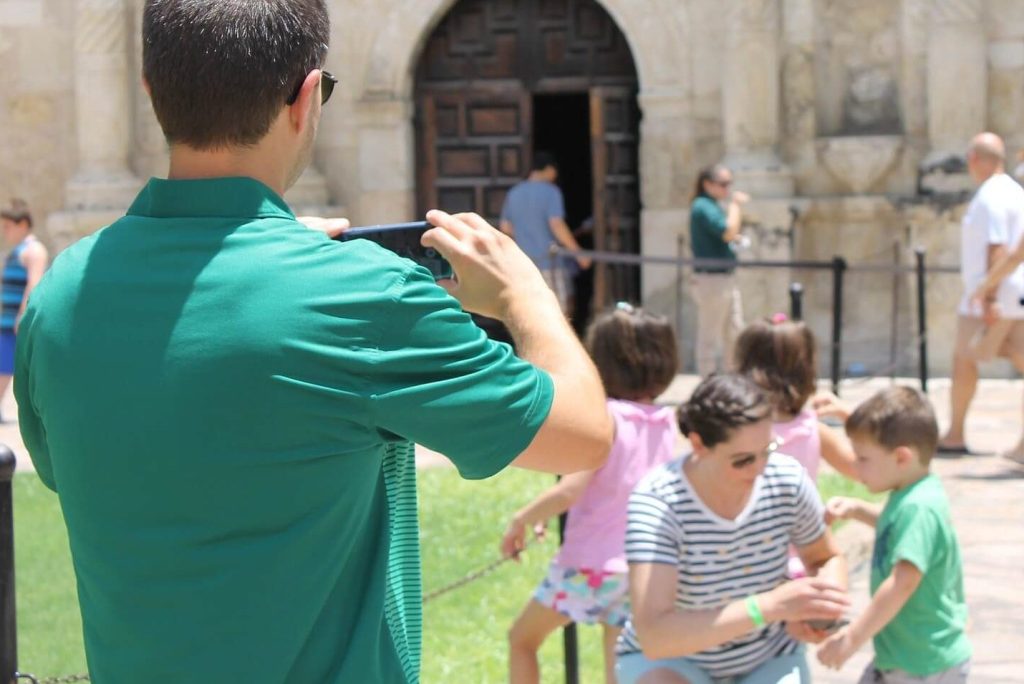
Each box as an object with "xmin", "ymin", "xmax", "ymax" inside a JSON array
[
  {"xmin": 15, "ymin": 177, "xmax": 554, "ymax": 683},
  {"xmin": 689, "ymin": 195, "xmax": 736, "ymax": 272}
]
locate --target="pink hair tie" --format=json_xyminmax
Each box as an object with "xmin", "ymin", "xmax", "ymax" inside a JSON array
[{"xmin": 771, "ymin": 312, "xmax": 788, "ymax": 324}]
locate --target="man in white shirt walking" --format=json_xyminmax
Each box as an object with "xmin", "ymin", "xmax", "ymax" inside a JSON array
[{"xmin": 939, "ymin": 132, "xmax": 1024, "ymax": 457}]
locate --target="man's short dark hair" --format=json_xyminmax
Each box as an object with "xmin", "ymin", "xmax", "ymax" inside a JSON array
[
  {"xmin": 143, "ymin": 0, "xmax": 330, "ymax": 149},
  {"xmin": 0, "ymin": 199, "xmax": 32, "ymax": 229},
  {"xmin": 845, "ymin": 387, "xmax": 939, "ymax": 464},
  {"xmin": 531, "ymin": 151, "xmax": 558, "ymax": 173}
]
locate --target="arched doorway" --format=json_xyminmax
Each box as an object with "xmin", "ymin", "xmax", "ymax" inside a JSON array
[{"xmin": 413, "ymin": 0, "xmax": 641, "ymax": 323}]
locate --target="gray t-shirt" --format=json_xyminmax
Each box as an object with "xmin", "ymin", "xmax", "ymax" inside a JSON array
[{"xmin": 500, "ymin": 180, "xmax": 566, "ymax": 266}]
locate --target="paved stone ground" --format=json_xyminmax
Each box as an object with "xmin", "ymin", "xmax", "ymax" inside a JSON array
[{"xmin": 5, "ymin": 375, "xmax": 1023, "ymax": 682}]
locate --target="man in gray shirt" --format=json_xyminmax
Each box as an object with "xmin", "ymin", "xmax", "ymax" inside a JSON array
[{"xmin": 500, "ymin": 152, "xmax": 590, "ymax": 313}]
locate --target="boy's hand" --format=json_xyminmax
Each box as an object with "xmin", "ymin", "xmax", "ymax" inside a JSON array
[
  {"xmin": 811, "ymin": 392, "xmax": 850, "ymax": 423},
  {"xmin": 825, "ymin": 497, "xmax": 859, "ymax": 525},
  {"xmin": 817, "ymin": 627, "xmax": 859, "ymax": 670}
]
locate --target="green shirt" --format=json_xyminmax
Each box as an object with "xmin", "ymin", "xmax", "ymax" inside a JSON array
[
  {"xmin": 689, "ymin": 196, "xmax": 736, "ymax": 271},
  {"xmin": 870, "ymin": 474, "xmax": 972, "ymax": 675},
  {"xmin": 15, "ymin": 177, "xmax": 554, "ymax": 684}
]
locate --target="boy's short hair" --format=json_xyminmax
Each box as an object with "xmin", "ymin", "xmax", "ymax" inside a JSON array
[
  {"xmin": 531, "ymin": 151, "xmax": 558, "ymax": 173},
  {"xmin": 845, "ymin": 386, "xmax": 939, "ymax": 463},
  {"xmin": 142, "ymin": 0, "xmax": 330, "ymax": 149},
  {"xmin": 0, "ymin": 199, "xmax": 32, "ymax": 228}
]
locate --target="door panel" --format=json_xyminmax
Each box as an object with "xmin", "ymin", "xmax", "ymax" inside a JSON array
[
  {"xmin": 417, "ymin": 89, "xmax": 532, "ymax": 225},
  {"xmin": 590, "ymin": 86, "xmax": 641, "ymax": 310}
]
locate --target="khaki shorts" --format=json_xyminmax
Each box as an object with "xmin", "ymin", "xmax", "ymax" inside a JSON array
[
  {"xmin": 857, "ymin": 659, "xmax": 969, "ymax": 684},
  {"xmin": 955, "ymin": 316, "xmax": 1024, "ymax": 362}
]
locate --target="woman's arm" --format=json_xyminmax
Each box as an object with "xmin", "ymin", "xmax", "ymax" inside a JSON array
[
  {"xmin": 500, "ymin": 469, "xmax": 596, "ymax": 558},
  {"xmin": 629, "ymin": 562, "xmax": 850, "ymax": 660},
  {"xmin": 796, "ymin": 529, "xmax": 848, "ymax": 589},
  {"xmin": 818, "ymin": 424, "xmax": 859, "ymax": 482}
]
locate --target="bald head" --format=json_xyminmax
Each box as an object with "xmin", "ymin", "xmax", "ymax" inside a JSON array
[{"xmin": 967, "ymin": 132, "xmax": 1006, "ymax": 182}]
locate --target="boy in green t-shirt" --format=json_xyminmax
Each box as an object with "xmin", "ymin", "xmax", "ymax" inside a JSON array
[{"xmin": 817, "ymin": 387, "xmax": 971, "ymax": 683}]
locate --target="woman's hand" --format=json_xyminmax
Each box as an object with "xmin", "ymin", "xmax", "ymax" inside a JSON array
[
  {"xmin": 762, "ymin": 577, "xmax": 850, "ymax": 624},
  {"xmin": 817, "ymin": 626, "xmax": 859, "ymax": 670},
  {"xmin": 785, "ymin": 620, "xmax": 832, "ymax": 645}
]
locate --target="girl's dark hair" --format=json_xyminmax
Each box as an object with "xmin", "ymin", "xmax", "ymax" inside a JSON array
[
  {"xmin": 677, "ymin": 374, "xmax": 770, "ymax": 448},
  {"xmin": 585, "ymin": 304, "xmax": 679, "ymax": 401},
  {"xmin": 734, "ymin": 318, "xmax": 817, "ymax": 416},
  {"xmin": 692, "ymin": 164, "xmax": 727, "ymax": 202},
  {"xmin": 143, "ymin": 0, "xmax": 330, "ymax": 149}
]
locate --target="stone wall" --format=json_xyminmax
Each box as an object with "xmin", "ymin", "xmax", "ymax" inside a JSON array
[{"xmin": 4, "ymin": 0, "xmax": 1024, "ymax": 377}]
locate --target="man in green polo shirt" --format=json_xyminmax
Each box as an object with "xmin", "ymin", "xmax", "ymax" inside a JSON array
[{"xmin": 14, "ymin": 2, "xmax": 612, "ymax": 683}]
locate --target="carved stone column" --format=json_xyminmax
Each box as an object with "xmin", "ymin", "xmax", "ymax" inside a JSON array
[
  {"xmin": 66, "ymin": 0, "xmax": 139, "ymax": 209},
  {"xmin": 926, "ymin": 0, "xmax": 986, "ymax": 164},
  {"xmin": 722, "ymin": 0, "xmax": 794, "ymax": 197}
]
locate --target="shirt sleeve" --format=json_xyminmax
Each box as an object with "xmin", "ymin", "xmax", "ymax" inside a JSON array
[
  {"xmin": 369, "ymin": 266, "xmax": 554, "ymax": 480},
  {"xmin": 888, "ymin": 503, "xmax": 943, "ymax": 574},
  {"xmin": 13, "ymin": 308, "xmax": 56, "ymax": 491},
  {"xmin": 692, "ymin": 199, "xmax": 728, "ymax": 239},
  {"xmin": 625, "ymin": 485, "xmax": 681, "ymax": 565},
  {"xmin": 789, "ymin": 467, "xmax": 827, "ymax": 548},
  {"xmin": 547, "ymin": 186, "xmax": 566, "ymax": 221}
]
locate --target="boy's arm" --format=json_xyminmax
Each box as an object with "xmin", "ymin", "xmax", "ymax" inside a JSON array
[
  {"xmin": 500, "ymin": 469, "xmax": 596, "ymax": 558},
  {"xmin": 817, "ymin": 561, "xmax": 923, "ymax": 669},
  {"xmin": 826, "ymin": 496, "xmax": 883, "ymax": 528}
]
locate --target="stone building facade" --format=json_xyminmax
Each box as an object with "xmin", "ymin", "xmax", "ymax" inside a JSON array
[{"xmin": 2, "ymin": 0, "xmax": 1024, "ymax": 375}]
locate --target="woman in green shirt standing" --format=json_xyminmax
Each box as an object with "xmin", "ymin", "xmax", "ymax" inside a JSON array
[{"xmin": 689, "ymin": 165, "xmax": 750, "ymax": 375}]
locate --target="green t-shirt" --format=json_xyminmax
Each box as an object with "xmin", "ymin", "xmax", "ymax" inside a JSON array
[
  {"xmin": 15, "ymin": 177, "xmax": 554, "ymax": 684},
  {"xmin": 870, "ymin": 474, "xmax": 972, "ymax": 675},
  {"xmin": 689, "ymin": 195, "xmax": 736, "ymax": 271}
]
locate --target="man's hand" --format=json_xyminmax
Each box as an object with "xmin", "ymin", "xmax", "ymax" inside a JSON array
[
  {"xmin": 817, "ymin": 627, "xmax": 859, "ymax": 670},
  {"xmin": 575, "ymin": 254, "xmax": 593, "ymax": 270},
  {"xmin": 422, "ymin": 210, "xmax": 554, "ymax": 321},
  {"xmin": 296, "ymin": 216, "xmax": 350, "ymax": 239}
]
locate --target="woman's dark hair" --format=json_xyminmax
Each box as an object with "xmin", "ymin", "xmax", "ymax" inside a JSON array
[
  {"xmin": 692, "ymin": 164, "xmax": 728, "ymax": 202},
  {"xmin": 677, "ymin": 374, "xmax": 770, "ymax": 448},
  {"xmin": 143, "ymin": 0, "xmax": 330, "ymax": 149},
  {"xmin": 734, "ymin": 318, "xmax": 818, "ymax": 416},
  {"xmin": 0, "ymin": 199, "xmax": 32, "ymax": 229},
  {"xmin": 585, "ymin": 304, "xmax": 679, "ymax": 401}
]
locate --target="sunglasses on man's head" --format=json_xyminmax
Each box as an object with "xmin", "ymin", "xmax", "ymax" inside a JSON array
[
  {"xmin": 729, "ymin": 439, "xmax": 779, "ymax": 470},
  {"xmin": 287, "ymin": 70, "xmax": 338, "ymax": 106}
]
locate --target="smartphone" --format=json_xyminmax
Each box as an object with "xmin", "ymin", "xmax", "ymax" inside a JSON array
[{"xmin": 333, "ymin": 221, "xmax": 453, "ymax": 281}]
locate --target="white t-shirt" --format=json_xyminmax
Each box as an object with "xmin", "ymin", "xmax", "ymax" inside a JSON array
[{"xmin": 959, "ymin": 173, "xmax": 1024, "ymax": 318}]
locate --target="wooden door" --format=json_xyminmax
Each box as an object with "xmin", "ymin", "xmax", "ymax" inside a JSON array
[
  {"xmin": 590, "ymin": 86, "xmax": 641, "ymax": 310},
  {"xmin": 416, "ymin": 88, "xmax": 532, "ymax": 225}
]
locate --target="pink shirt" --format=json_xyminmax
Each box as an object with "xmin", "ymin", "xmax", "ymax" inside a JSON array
[
  {"xmin": 555, "ymin": 399, "xmax": 678, "ymax": 573},
  {"xmin": 774, "ymin": 408, "xmax": 822, "ymax": 481}
]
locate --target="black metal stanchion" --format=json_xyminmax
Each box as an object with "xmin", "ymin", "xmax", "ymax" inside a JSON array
[
  {"xmin": 830, "ymin": 257, "xmax": 847, "ymax": 396},
  {"xmin": 676, "ymin": 237, "xmax": 684, "ymax": 367},
  {"xmin": 558, "ymin": 510, "xmax": 579, "ymax": 684},
  {"xmin": 915, "ymin": 248, "xmax": 929, "ymax": 393},
  {"xmin": 1, "ymin": 445, "xmax": 17, "ymax": 684},
  {"xmin": 789, "ymin": 283, "xmax": 804, "ymax": 321}
]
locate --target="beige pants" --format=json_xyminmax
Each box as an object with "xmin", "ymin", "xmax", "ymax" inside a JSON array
[{"xmin": 692, "ymin": 272, "xmax": 744, "ymax": 376}]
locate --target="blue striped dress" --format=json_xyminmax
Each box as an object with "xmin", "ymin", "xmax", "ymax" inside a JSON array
[
  {"xmin": 617, "ymin": 454, "xmax": 826, "ymax": 677},
  {"xmin": 1, "ymin": 237, "xmax": 33, "ymax": 333}
]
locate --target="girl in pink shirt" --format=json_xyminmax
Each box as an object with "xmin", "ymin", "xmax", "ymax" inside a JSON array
[
  {"xmin": 502, "ymin": 304, "xmax": 680, "ymax": 684},
  {"xmin": 734, "ymin": 317, "xmax": 859, "ymax": 575}
]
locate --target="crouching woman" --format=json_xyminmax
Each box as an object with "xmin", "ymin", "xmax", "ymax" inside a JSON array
[{"xmin": 617, "ymin": 374, "xmax": 850, "ymax": 684}]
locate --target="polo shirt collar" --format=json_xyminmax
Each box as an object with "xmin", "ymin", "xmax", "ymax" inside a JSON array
[{"xmin": 128, "ymin": 177, "xmax": 295, "ymax": 220}]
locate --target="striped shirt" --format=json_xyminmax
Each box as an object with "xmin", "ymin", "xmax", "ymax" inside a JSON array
[
  {"xmin": 1, "ymin": 237, "xmax": 32, "ymax": 332},
  {"xmin": 617, "ymin": 454, "xmax": 825, "ymax": 678}
]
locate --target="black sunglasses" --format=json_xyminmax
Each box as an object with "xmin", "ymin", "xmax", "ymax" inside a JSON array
[
  {"xmin": 287, "ymin": 70, "xmax": 338, "ymax": 106},
  {"xmin": 729, "ymin": 439, "xmax": 779, "ymax": 470}
]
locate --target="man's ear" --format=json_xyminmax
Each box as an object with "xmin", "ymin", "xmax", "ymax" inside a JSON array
[
  {"xmin": 141, "ymin": 74, "xmax": 152, "ymax": 97},
  {"xmin": 288, "ymin": 69, "xmax": 322, "ymax": 133}
]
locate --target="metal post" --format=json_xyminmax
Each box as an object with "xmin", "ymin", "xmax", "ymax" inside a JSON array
[
  {"xmin": 789, "ymin": 283, "xmax": 804, "ymax": 321},
  {"xmin": 1, "ymin": 445, "xmax": 17, "ymax": 683},
  {"xmin": 915, "ymin": 248, "xmax": 929, "ymax": 392},
  {"xmin": 558, "ymin": 510, "xmax": 579, "ymax": 684},
  {"xmin": 676, "ymin": 237, "xmax": 685, "ymax": 367},
  {"xmin": 889, "ymin": 240, "xmax": 901, "ymax": 380},
  {"xmin": 830, "ymin": 257, "xmax": 847, "ymax": 396}
]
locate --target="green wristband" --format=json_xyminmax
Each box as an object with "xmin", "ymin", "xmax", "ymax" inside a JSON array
[{"xmin": 745, "ymin": 595, "xmax": 766, "ymax": 628}]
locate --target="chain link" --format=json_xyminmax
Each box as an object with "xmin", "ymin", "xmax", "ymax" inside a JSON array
[
  {"xmin": 422, "ymin": 536, "xmax": 540, "ymax": 605},
  {"xmin": 15, "ymin": 673, "xmax": 91, "ymax": 683}
]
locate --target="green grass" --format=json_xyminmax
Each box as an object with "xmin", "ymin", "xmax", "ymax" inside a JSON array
[{"xmin": 11, "ymin": 467, "xmax": 881, "ymax": 683}]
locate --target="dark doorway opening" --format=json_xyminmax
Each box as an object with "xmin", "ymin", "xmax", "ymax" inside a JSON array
[{"xmin": 533, "ymin": 93, "xmax": 594, "ymax": 334}]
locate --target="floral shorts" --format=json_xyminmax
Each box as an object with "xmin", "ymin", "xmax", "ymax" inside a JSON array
[{"xmin": 533, "ymin": 564, "xmax": 630, "ymax": 627}]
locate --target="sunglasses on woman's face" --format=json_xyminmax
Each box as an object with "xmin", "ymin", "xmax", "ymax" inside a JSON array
[
  {"xmin": 729, "ymin": 439, "xmax": 780, "ymax": 470},
  {"xmin": 287, "ymin": 70, "xmax": 338, "ymax": 106}
]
